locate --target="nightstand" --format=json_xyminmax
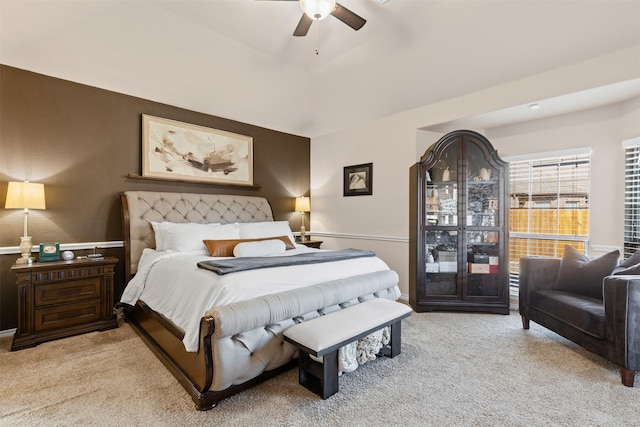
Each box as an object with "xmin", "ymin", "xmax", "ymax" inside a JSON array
[
  {"xmin": 11, "ymin": 256, "xmax": 119, "ymax": 351},
  {"xmin": 298, "ymin": 239, "xmax": 323, "ymax": 249}
]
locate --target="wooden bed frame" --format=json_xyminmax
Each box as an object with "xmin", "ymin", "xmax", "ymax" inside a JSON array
[
  {"xmin": 120, "ymin": 191, "xmax": 290, "ymax": 410},
  {"xmin": 120, "ymin": 191, "xmax": 401, "ymax": 410}
]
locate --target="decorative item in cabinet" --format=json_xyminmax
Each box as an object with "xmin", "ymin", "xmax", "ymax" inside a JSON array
[{"xmin": 409, "ymin": 130, "xmax": 509, "ymax": 314}]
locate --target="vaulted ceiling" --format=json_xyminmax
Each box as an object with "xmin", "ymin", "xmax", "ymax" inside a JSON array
[{"xmin": 2, "ymin": 0, "xmax": 640, "ymax": 137}]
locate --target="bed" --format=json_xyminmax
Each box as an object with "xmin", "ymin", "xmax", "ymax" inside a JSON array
[{"xmin": 119, "ymin": 190, "xmax": 401, "ymax": 410}]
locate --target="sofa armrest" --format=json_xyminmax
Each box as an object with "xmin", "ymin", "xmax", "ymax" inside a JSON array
[
  {"xmin": 604, "ymin": 275, "xmax": 640, "ymax": 370},
  {"xmin": 519, "ymin": 257, "xmax": 561, "ymax": 312}
]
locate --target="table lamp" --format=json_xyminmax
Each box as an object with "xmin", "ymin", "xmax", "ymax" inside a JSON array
[
  {"xmin": 294, "ymin": 196, "xmax": 310, "ymax": 242},
  {"xmin": 5, "ymin": 181, "xmax": 46, "ymax": 264}
]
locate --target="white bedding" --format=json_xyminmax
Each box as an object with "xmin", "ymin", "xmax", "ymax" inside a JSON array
[{"xmin": 120, "ymin": 246, "xmax": 390, "ymax": 352}]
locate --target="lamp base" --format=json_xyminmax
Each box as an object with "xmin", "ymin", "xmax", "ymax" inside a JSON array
[
  {"xmin": 16, "ymin": 236, "xmax": 35, "ymax": 264},
  {"xmin": 300, "ymin": 225, "xmax": 307, "ymax": 242}
]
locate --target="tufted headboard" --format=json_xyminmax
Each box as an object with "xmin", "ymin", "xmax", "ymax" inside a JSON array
[{"xmin": 121, "ymin": 191, "xmax": 274, "ymax": 281}]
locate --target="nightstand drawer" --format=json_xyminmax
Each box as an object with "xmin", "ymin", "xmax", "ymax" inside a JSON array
[
  {"xmin": 34, "ymin": 278, "xmax": 101, "ymax": 307},
  {"xmin": 34, "ymin": 300, "xmax": 101, "ymax": 331}
]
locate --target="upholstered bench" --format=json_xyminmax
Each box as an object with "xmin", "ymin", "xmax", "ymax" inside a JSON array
[{"xmin": 283, "ymin": 298, "xmax": 412, "ymax": 399}]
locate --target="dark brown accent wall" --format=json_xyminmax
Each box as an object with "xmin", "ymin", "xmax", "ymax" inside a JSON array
[{"xmin": 0, "ymin": 65, "xmax": 310, "ymax": 331}]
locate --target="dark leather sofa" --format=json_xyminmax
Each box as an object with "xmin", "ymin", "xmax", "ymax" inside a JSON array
[{"xmin": 519, "ymin": 255, "xmax": 640, "ymax": 386}]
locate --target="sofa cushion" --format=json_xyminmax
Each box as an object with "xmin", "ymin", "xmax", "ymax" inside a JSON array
[
  {"xmin": 613, "ymin": 252, "xmax": 640, "ymax": 275},
  {"xmin": 554, "ymin": 246, "xmax": 619, "ymax": 299},
  {"xmin": 530, "ymin": 290, "xmax": 606, "ymax": 339}
]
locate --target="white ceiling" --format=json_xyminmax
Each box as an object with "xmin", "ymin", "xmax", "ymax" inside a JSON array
[{"xmin": 1, "ymin": 0, "xmax": 640, "ymax": 138}]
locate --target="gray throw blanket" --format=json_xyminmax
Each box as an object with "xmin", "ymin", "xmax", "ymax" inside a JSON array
[{"xmin": 197, "ymin": 248, "xmax": 375, "ymax": 275}]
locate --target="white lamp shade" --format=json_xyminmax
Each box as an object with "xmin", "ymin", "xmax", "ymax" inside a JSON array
[
  {"xmin": 5, "ymin": 181, "xmax": 46, "ymax": 210},
  {"xmin": 295, "ymin": 196, "xmax": 311, "ymax": 212},
  {"xmin": 300, "ymin": 0, "xmax": 336, "ymax": 20}
]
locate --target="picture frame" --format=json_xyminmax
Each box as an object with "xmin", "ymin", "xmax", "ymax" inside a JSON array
[
  {"xmin": 343, "ymin": 163, "xmax": 373, "ymax": 196},
  {"xmin": 141, "ymin": 114, "xmax": 254, "ymax": 186},
  {"xmin": 39, "ymin": 242, "xmax": 60, "ymax": 262}
]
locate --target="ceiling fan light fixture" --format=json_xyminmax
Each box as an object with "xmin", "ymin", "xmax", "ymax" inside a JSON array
[{"xmin": 300, "ymin": 0, "xmax": 336, "ymax": 21}]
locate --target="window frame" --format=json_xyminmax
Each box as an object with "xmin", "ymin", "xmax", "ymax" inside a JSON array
[
  {"xmin": 623, "ymin": 137, "xmax": 640, "ymax": 258},
  {"xmin": 506, "ymin": 148, "xmax": 591, "ymax": 289}
]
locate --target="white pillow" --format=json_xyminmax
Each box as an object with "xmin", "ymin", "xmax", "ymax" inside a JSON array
[
  {"xmin": 233, "ymin": 239, "xmax": 287, "ymax": 258},
  {"xmin": 152, "ymin": 222, "xmax": 239, "ymax": 252},
  {"xmin": 151, "ymin": 222, "xmax": 174, "ymax": 251},
  {"xmin": 238, "ymin": 221, "xmax": 295, "ymax": 246}
]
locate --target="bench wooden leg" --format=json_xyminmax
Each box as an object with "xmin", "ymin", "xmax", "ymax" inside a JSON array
[
  {"xmin": 298, "ymin": 350, "xmax": 339, "ymax": 399},
  {"xmin": 377, "ymin": 321, "xmax": 402, "ymax": 358},
  {"xmin": 322, "ymin": 350, "xmax": 339, "ymax": 399},
  {"xmin": 389, "ymin": 321, "xmax": 402, "ymax": 357}
]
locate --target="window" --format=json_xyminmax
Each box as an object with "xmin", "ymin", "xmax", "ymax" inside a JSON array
[
  {"xmin": 565, "ymin": 201, "xmax": 579, "ymax": 209},
  {"xmin": 533, "ymin": 201, "xmax": 551, "ymax": 209},
  {"xmin": 624, "ymin": 137, "xmax": 640, "ymax": 258},
  {"xmin": 507, "ymin": 149, "xmax": 591, "ymax": 288}
]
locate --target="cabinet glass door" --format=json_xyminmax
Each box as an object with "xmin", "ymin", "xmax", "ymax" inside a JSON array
[
  {"xmin": 465, "ymin": 141, "xmax": 501, "ymax": 298},
  {"xmin": 424, "ymin": 230, "xmax": 458, "ymax": 296}
]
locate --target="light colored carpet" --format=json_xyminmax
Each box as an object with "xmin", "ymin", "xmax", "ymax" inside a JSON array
[{"xmin": 1, "ymin": 311, "xmax": 639, "ymax": 427}]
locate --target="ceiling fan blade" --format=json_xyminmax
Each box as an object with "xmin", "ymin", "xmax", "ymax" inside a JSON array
[
  {"xmin": 331, "ymin": 3, "xmax": 366, "ymax": 31},
  {"xmin": 293, "ymin": 13, "xmax": 313, "ymax": 36}
]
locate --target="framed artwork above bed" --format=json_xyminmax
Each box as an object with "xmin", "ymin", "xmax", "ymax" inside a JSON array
[{"xmin": 141, "ymin": 114, "xmax": 254, "ymax": 186}]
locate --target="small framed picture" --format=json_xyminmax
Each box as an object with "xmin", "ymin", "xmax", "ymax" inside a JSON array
[
  {"xmin": 39, "ymin": 242, "xmax": 60, "ymax": 262},
  {"xmin": 344, "ymin": 163, "xmax": 373, "ymax": 196}
]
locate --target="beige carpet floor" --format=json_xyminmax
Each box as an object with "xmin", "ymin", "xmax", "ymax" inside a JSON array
[{"xmin": 1, "ymin": 311, "xmax": 639, "ymax": 427}]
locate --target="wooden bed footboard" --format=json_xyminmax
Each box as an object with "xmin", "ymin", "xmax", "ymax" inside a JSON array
[{"xmin": 124, "ymin": 301, "xmax": 295, "ymax": 411}]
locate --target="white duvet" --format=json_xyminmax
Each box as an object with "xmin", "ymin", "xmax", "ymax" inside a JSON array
[{"xmin": 120, "ymin": 246, "xmax": 390, "ymax": 352}]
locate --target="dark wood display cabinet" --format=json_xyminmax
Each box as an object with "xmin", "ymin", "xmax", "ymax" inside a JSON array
[
  {"xmin": 409, "ymin": 130, "xmax": 509, "ymax": 314},
  {"xmin": 11, "ymin": 257, "xmax": 119, "ymax": 351}
]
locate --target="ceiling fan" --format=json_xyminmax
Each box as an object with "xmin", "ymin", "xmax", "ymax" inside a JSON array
[{"xmin": 264, "ymin": 0, "xmax": 366, "ymax": 37}]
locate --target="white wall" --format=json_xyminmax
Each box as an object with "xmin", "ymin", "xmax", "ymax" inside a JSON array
[
  {"xmin": 310, "ymin": 114, "xmax": 416, "ymax": 296},
  {"xmin": 311, "ymin": 46, "xmax": 640, "ymax": 300}
]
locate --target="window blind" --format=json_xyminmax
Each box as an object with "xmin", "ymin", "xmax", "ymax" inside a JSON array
[
  {"xmin": 508, "ymin": 149, "xmax": 591, "ymax": 288},
  {"xmin": 624, "ymin": 138, "xmax": 640, "ymax": 258}
]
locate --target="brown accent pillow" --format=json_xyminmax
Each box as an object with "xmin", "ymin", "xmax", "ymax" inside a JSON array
[
  {"xmin": 555, "ymin": 245, "xmax": 619, "ymax": 299},
  {"xmin": 203, "ymin": 235, "xmax": 295, "ymax": 257}
]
